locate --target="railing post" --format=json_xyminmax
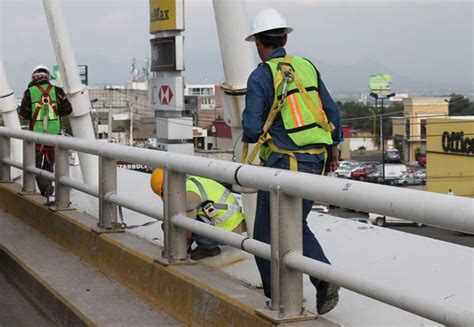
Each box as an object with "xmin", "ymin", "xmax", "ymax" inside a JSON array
[
  {"xmin": 54, "ymin": 145, "xmax": 70, "ymax": 209},
  {"xmin": 0, "ymin": 136, "xmax": 11, "ymax": 182},
  {"xmin": 270, "ymin": 185, "xmax": 281, "ymax": 311},
  {"xmin": 98, "ymin": 156, "xmax": 117, "ymax": 229},
  {"xmin": 163, "ymin": 168, "xmax": 188, "ymax": 262},
  {"xmin": 22, "ymin": 140, "xmax": 36, "ymax": 193},
  {"xmin": 258, "ymin": 185, "xmax": 314, "ymax": 322},
  {"xmin": 278, "ymin": 190, "xmax": 303, "ymax": 317}
]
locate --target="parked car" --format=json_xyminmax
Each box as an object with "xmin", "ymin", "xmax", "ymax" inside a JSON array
[
  {"xmin": 366, "ymin": 164, "xmax": 407, "ymax": 184},
  {"xmin": 414, "ymin": 169, "xmax": 426, "ymax": 180},
  {"xmin": 396, "ymin": 173, "xmax": 426, "ymax": 186},
  {"xmin": 334, "ymin": 161, "xmax": 357, "ymax": 178},
  {"xmin": 418, "ymin": 153, "xmax": 426, "ymax": 167},
  {"xmin": 311, "ymin": 205, "xmax": 329, "ymax": 213},
  {"xmin": 384, "ymin": 148, "xmax": 401, "ymax": 163},
  {"xmin": 369, "ymin": 213, "xmax": 423, "ymax": 227},
  {"xmin": 351, "ymin": 165, "xmax": 378, "ymax": 181}
]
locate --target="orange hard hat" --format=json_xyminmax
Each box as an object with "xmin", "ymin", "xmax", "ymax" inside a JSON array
[{"xmin": 150, "ymin": 168, "xmax": 164, "ymax": 196}]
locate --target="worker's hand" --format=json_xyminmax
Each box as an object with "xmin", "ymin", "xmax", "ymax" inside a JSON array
[{"xmin": 329, "ymin": 146, "xmax": 339, "ymax": 172}]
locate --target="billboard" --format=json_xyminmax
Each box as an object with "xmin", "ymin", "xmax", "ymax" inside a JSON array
[
  {"xmin": 51, "ymin": 65, "xmax": 88, "ymax": 86},
  {"xmin": 150, "ymin": 36, "xmax": 184, "ymax": 72},
  {"xmin": 150, "ymin": 76, "xmax": 183, "ymax": 111},
  {"xmin": 369, "ymin": 74, "xmax": 392, "ymax": 93},
  {"xmin": 149, "ymin": 0, "xmax": 184, "ymax": 33}
]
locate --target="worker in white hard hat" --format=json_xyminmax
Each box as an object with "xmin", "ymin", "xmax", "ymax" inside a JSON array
[
  {"xmin": 242, "ymin": 8, "xmax": 343, "ymax": 315},
  {"xmin": 19, "ymin": 65, "xmax": 72, "ymax": 199},
  {"xmin": 150, "ymin": 168, "xmax": 246, "ymax": 260}
]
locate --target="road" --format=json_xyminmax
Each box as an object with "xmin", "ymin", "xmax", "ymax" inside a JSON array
[{"xmin": 330, "ymin": 208, "xmax": 474, "ymax": 248}]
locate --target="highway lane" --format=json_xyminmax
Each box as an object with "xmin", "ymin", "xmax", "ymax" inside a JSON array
[{"xmin": 330, "ymin": 208, "xmax": 474, "ymax": 248}]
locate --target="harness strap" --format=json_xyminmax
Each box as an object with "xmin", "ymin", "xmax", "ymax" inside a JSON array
[
  {"xmin": 265, "ymin": 138, "xmax": 326, "ymax": 171},
  {"xmin": 291, "ymin": 73, "xmax": 334, "ymax": 132},
  {"xmin": 244, "ymin": 56, "xmax": 294, "ymax": 166},
  {"xmin": 188, "ymin": 177, "xmax": 208, "ymax": 202}
]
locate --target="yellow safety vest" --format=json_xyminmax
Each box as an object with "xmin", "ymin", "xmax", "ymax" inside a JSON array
[{"xmin": 186, "ymin": 176, "xmax": 244, "ymax": 232}]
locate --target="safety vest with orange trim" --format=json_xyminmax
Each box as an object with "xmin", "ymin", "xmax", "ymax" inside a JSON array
[{"xmin": 264, "ymin": 56, "xmax": 333, "ymax": 155}]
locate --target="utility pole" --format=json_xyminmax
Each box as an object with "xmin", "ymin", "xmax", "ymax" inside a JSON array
[
  {"xmin": 129, "ymin": 102, "xmax": 133, "ymax": 146},
  {"xmin": 370, "ymin": 92, "xmax": 395, "ymax": 184},
  {"xmin": 108, "ymin": 90, "xmax": 113, "ymax": 143}
]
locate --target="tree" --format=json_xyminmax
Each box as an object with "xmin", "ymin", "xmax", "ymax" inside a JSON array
[{"xmin": 448, "ymin": 94, "xmax": 474, "ymax": 116}]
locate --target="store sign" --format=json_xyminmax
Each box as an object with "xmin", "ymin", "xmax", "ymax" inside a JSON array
[
  {"xmin": 441, "ymin": 131, "xmax": 474, "ymax": 155},
  {"xmin": 149, "ymin": 0, "xmax": 184, "ymax": 33},
  {"xmin": 150, "ymin": 76, "xmax": 183, "ymax": 111},
  {"xmin": 150, "ymin": 36, "xmax": 183, "ymax": 72},
  {"xmin": 158, "ymin": 85, "xmax": 173, "ymax": 105},
  {"xmin": 369, "ymin": 74, "xmax": 392, "ymax": 93}
]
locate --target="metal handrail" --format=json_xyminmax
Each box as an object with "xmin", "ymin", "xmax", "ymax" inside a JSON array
[
  {"xmin": 0, "ymin": 127, "xmax": 473, "ymax": 326},
  {"xmin": 0, "ymin": 127, "xmax": 472, "ymax": 233}
]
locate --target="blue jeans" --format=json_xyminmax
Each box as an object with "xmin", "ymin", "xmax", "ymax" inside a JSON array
[
  {"xmin": 191, "ymin": 216, "xmax": 219, "ymax": 250},
  {"xmin": 254, "ymin": 154, "xmax": 330, "ymax": 298}
]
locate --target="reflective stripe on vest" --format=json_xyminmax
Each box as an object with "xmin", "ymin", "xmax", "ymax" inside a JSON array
[
  {"xmin": 265, "ymin": 56, "xmax": 333, "ymax": 148},
  {"xmin": 186, "ymin": 176, "xmax": 244, "ymax": 231},
  {"xmin": 28, "ymin": 84, "xmax": 60, "ymax": 134}
]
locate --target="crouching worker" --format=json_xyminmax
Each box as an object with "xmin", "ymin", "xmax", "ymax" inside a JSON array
[{"xmin": 150, "ymin": 169, "xmax": 245, "ymax": 260}]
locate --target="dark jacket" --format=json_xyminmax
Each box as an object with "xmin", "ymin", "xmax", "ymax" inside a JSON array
[{"xmin": 19, "ymin": 79, "xmax": 73, "ymax": 122}]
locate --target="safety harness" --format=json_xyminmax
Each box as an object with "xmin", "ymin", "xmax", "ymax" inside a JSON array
[
  {"xmin": 243, "ymin": 56, "xmax": 334, "ymax": 171},
  {"xmin": 187, "ymin": 177, "xmax": 242, "ymax": 226}
]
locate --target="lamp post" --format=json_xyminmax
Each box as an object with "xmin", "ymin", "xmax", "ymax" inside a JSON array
[
  {"xmin": 368, "ymin": 107, "xmax": 376, "ymax": 142},
  {"xmin": 369, "ymin": 92, "xmax": 396, "ymax": 184}
]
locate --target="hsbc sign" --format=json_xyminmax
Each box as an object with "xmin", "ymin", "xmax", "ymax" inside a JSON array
[
  {"xmin": 158, "ymin": 85, "xmax": 174, "ymax": 105},
  {"xmin": 150, "ymin": 76, "xmax": 183, "ymax": 111}
]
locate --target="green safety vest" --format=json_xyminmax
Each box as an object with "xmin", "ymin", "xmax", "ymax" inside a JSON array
[
  {"xmin": 186, "ymin": 176, "xmax": 244, "ymax": 232},
  {"xmin": 265, "ymin": 56, "xmax": 333, "ymax": 149},
  {"xmin": 28, "ymin": 84, "xmax": 60, "ymax": 134}
]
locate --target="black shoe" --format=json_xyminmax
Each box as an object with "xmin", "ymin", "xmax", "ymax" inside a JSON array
[
  {"xmin": 44, "ymin": 184, "xmax": 55, "ymax": 197},
  {"xmin": 190, "ymin": 247, "xmax": 221, "ymax": 260},
  {"xmin": 316, "ymin": 281, "xmax": 340, "ymax": 315}
]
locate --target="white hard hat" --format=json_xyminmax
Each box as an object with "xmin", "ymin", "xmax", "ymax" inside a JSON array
[
  {"xmin": 245, "ymin": 8, "xmax": 293, "ymax": 42},
  {"xmin": 32, "ymin": 64, "xmax": 50, "ymax": 78}
]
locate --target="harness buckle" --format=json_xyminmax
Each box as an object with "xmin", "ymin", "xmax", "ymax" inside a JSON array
[
  {"xmin": 202, "ymin": 200, "xmax": 218, "ymax": 218},
  {"xmin": 277, "ymin": 62, "xmax": 294, "ymax": 80},
  {"xmin": 41, "ymin": 95, "xmax": 50, "ymax": 105}
]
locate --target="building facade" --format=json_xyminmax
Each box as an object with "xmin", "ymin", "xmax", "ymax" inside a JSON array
[
  {"xmin": 392, "ymin": 97, "xmax": 449, "ymax": 162},
  {"xmin": 184, "ymin": 84, "xmax": 224, "ymax": 129}
]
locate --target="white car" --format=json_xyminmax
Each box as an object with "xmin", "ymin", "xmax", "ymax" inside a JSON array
[
  {"xmin": 369, "ymin": 213, "xmax": 423, "ymax": 227},
  {"xmin": 311, "ymin": 205, "xmax": 329, "ymax": 213},
  {"xmin": 334, "ymin": 161, "xmax": 357, "ymax": 178}
]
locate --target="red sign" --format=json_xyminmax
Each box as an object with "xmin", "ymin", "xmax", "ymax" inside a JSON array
[{"xmin": 158, "ymin": 85, "xmax": 174, "ymax": 105}]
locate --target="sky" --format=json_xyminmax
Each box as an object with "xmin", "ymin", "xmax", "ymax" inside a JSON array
[{"xmin": 0, "ymin": 0, "xmax": 472, "ymax": 96}]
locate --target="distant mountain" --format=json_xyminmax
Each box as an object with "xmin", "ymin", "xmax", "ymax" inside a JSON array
[
  {"xmin": 4, "ymin": 51, "xmax": 469, "ymax": 99},
  {"xmin": 312, "ymin": 58, "xmax": 453, "ymax": 94}
]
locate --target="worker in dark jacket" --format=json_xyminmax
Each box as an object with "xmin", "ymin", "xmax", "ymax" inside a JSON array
[
  {"xmin": 19, "ymin": 65, "xmax": 72, "ymax": 197},
  {"xmin": 242, "ymin": 8, "xmax": 342, "ymax": 315}
]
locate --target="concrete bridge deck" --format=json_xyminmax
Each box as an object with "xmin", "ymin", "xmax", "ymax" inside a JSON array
[{"xmin": 0, "ymin": 182, "xmax": 338, "ymax": 326}]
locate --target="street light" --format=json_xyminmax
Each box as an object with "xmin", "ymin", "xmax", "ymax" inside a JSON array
[
  {"xmin": 369, "ymin": 92, "xmax": 396, "ymax": 184},
  {"xmin": 368, "ymin": 107, "xmax": 376, "ymax": 141}
]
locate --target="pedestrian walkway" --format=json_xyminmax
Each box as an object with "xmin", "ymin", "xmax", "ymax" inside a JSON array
[{"xmin": 0, "ymin": 208, "xmax": 181, "ymax": 327}]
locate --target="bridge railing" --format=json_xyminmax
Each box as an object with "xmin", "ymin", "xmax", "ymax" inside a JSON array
[{"xmin": 0, "ymin": 127, "xmax": 472, "ymax": 326}]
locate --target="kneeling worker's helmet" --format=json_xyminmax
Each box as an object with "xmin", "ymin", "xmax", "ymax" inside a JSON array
[
  {"xmin": 245, "ymin": 8, "xmax": 293, "ymax": 41},
  {"xmin": 150, "ymin": 168, "xmax": 164, "ymax": 197}
]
